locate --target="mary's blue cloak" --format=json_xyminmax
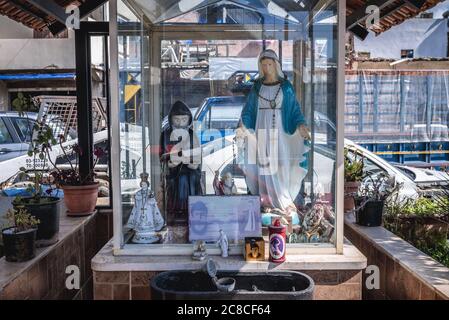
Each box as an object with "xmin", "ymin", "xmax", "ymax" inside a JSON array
[{"xmin": 241, "ymin": 78, "xmax": 307, "ymax": 134}]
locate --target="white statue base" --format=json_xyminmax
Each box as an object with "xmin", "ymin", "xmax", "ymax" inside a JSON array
[{"xmin": 132, "ymin": 232, "xmax": 160, "ymax": 244}]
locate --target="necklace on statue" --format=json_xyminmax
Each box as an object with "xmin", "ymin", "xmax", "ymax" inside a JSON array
[
  {"xmin": 258, "ymin": 84, "xmax": 281, "ymax": 129},
  {"xmin": 258, "ymin": 85, "xmax": 281, "ymax": 109}
]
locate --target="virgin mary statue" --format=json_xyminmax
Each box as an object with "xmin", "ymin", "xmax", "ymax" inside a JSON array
[{"xmin": 236, "ymin": 49, "xmax": 311, "ymax": 226}]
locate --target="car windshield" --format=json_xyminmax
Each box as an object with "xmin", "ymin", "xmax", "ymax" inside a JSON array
[
  {"xmin": 201, "ymin": 103, "xmax": 242, "ymax": 130},
  {"xmin": 394, "ymin": 166, "xmax": 416, "ymax": 181},
  {"xmin": 346, "ymin": 149, "xmax": 390, "ymax": 181},
  {"xmin": 11, "ymin": 117, "xmax": 35, "ymax": 142},
  {"xmin": 0, "ymin": 118, "xmax": 13, "ymax": 144}
]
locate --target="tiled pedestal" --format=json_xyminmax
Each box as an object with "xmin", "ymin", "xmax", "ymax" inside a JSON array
[{"xmin": 92, "ymin": 241, "xmax": 367, "ymax": 300}]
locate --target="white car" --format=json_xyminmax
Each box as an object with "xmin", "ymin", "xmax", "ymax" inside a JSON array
[
  {"xmin": 394, "ymin": 165, "xmax": 449, "ymax": 189},
  {"xmin": 0, "ymin": 112, "xmax": 75, "ymax": 163},
  {"xmin": 201, "ymin": 136, "xmax": 424, "ymax": 200}
]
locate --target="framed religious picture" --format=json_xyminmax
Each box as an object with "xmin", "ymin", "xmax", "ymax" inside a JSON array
[
  {"xmin": 244, "ymin": 237, "xmax": 265, "ymax": 261},
  {"xmin": 188, "ymin": 195, "xmax": 261, "ymax": 242}
]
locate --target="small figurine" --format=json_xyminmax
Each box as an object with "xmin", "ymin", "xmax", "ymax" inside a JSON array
[
  {"xmin": 213, "ymin": 171, "xmax": 237, "ymax": 196},
  {"xmin": 162, "ymin": 225, "xmax": 189, "ymax": 244},
  {"xmin": 192, "ymin": 240, "xmax": 208, "ymax": 261},
  {"xmin": 126, "ymin": 173, "xmax": 164, "ymax": 244},
  {"xmin": 217, "ymin": 229, "xmax": 229, "ymax": 257}
]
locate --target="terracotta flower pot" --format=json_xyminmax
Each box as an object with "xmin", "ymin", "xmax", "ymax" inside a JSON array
[
  {"xmin": 344, "ymin": 181, "xmax": 361, "ymax": 212},
  {"xmin": 62, "ymin": 182, "xmax": 99, "ymax": 216}
]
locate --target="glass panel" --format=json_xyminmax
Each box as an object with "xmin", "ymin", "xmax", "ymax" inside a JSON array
[
  {"xmin": 164, "ymin": 1, "xmax": 301, "ymax": 25},
  {"xmin": 132, "ymin": 0, "xmax": 306, "ymax": 25},
  {"xmin": 306, "ymin": 1, "xmax": 338, "ymax": 244},
  {"xmin": 119, "ymin": 0, "xmax": 340, "ymax": 249},
  {"xmin": 90, "ymin": 35, "xmax": 111, "ymax": 207},
  {"xmin": 117, "ymin": 1, "xmax": 152, "ymax": 243}
]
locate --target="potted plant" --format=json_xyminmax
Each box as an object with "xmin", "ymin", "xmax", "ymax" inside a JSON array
[
  {"xmin": 355, "ymin": 172, "xmax": 397, "ymax": 227},
  {"xmin": 13, "ymin": 114, "xmax": 61, "ymax": 245},
  {"xmin": 344, "ymin": 148, "xmax": 364, "ymax": 212},
  {"xmin": 2, "ymin": 208, "xmax": 40, "ymax": 262},
  {"xmin": 49, "ymin": 135, "xmax": 105, "ymax": 216}
]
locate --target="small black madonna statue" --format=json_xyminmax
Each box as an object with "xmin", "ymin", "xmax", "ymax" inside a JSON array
[{"xmin": 160, "ymin": 100, "xmax": 202, "ymax": 226}]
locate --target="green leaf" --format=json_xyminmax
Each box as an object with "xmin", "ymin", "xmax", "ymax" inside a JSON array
[{"xmin": 12, "ymin": 99, "xmax": 21, "ymax": 109}]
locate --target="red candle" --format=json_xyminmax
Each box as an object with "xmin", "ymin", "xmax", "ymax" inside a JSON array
[{"xmin": 269, "ymin": 219, "xmax": 286, "ymax": 263}]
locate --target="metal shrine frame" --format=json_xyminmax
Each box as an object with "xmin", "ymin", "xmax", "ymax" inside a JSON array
[{"xmin": 109, "ymin": 0, "xmax": 346, "ymax": 256}]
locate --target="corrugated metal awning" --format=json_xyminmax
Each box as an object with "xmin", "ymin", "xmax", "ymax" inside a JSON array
[
  {"xmin": 347, "ymin": 0, "xmax": 445, "ymax": 39},
  {"xmin": 0, "ymin": 0, "xmax": 107, "ymax": 35}
]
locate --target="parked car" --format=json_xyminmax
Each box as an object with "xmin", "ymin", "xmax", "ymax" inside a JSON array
[
  {"xmin": 0, "ymin": 112, "xmax": 37, "ymax": 162},
  {"xmin": 226, "ymin": 70, "xmax": 294, "ymax": 93},
  {"xmin": 194, "ymin": 96, "xmax": 244, "ymax": 144},
  {"xmin": 344, "ymin": 140, "xmax": 419, "ymax": 199},
  {"xmin": 394, "ymin": 165, "xmax": 449, "ymax": 188},
  {"xmin": 0, "ymin": 111, "xmax": 76, "ymax": 163},
  {"xmin": 0, "ymin": 111, "xmax": 108, "ymax": 192}
]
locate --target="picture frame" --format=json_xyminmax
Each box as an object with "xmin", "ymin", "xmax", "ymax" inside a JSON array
[{"xmin": 188, "ymin": 195, "xmax": 261, "ymax": 242}]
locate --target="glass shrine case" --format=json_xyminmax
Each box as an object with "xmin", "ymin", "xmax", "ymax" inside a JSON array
[{"xmin": 109, "ymin": 0, "xmax": 345, "ymax": 255}]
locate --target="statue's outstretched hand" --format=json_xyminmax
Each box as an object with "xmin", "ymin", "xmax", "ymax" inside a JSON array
[
  {"xmin": 235, "ymin": 126, "xmax": 246, "ymax": 140},
  {"xmin": 299, "ymin": 125, "xmax": 311, "ymax": 141}
]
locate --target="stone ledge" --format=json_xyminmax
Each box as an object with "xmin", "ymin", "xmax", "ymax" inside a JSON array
[
  {"xmin": 91, "ymin": 240, "xmax": 367, "ymax": 272},
  {"xmin": 345, "ymin": 215, "xmax": 449, "ymax": 300},
  {"xmin": 0, "ymin": 208, "xmax": 95, "ymax": 292}
]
